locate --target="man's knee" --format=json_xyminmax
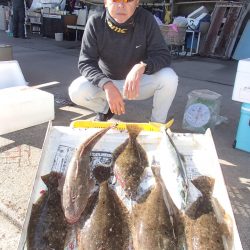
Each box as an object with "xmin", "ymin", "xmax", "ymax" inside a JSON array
[
  {"xmin": 68, "ymin": 76, "xmax": 103, "ymax": 106},
  {"xmin": 68, "ymin": 76, "xmax": 89, "ymax": 105},
  {"xmin": 157, "ymin": 67, "xmax": 178, "ymax": 91}
]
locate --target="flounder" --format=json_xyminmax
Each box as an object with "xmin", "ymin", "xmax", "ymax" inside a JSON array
[
  {"xmin": 77, "ymin": 181, "xmax": 130, "ymax": 250},
  {"xmin": 131, "ymin": 166, "xmax": 178, "ymax": 250},
  {"xmin": 27, "ymin": 172, "xmax": 68, "ymax": 250},
  {"xmin": 181, "ymin": 176, "xmax": 225, "ymax": 249},
  {"xmin": 113, "ymin": 124, "xmax": 148, "ymax": 198}
]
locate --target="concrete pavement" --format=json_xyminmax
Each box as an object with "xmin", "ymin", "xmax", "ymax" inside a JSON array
[{"xmin": 0, "ymin": 31, "xmax": 249, "ymax": 249}]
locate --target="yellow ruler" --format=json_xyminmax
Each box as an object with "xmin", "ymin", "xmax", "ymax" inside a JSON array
[{"xmin": 70, "ymin": 118, "xmax": 174, "ymax": 132}]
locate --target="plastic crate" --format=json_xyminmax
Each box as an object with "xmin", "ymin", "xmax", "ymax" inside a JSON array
[{"xmin": 160, "ymin": 25, "xmax": 186, "ymax": 46}]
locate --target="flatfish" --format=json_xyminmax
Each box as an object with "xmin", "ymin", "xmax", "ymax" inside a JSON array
[
  {"xmin": 62, "ymin": 125, "xmax": 114, "ymax": 224},
  {"xmin": 131, "ymin": 166, "xmax": 177, "ymax": 250},
  {"xmin": 182, "ymin": 176, "xmax": 225, "ymax": 249},
  {"xmin": 27, "ymin": 171, "xmax": 68, "ymax": 250},
  {"xmin": 114, "ymin": 124, "xmax": 148, "ymax": 198},
  {"xmin": 78, "ymin": 181, "xmax": 130, "ymax": 250},
  {"xmin": 183, "ymin": 212, "xmax": 224, "ymax": 250}
]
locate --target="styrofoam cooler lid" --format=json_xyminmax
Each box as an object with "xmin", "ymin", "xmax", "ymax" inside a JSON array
[
  {"xmin": 237, "ymin": 58, "xmax": 250, "ymax": 73},
  {"xmin": 0, "ymin": 60, "xmax": 27, "ymax": 89}
]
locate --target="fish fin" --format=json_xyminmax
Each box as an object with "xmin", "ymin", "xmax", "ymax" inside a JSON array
[
  {"xmin": 212, "ymin": 197, "xmax": 234, "ymax": 249},
  {"xmin": 219, "ymin": 221, "xmax": 234, "ymax": 250},
  {"xmin": 113, "ymin": 138, "xmax": 129, "ymax": 161}
]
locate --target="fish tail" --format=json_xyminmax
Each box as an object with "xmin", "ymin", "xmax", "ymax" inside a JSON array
[
  {"xmin": 80, "ymin": 124, "xmax": 116, "ymax": 154},
  {"xmin": 41, "ymin": 171, "xmax": 62, "ymax": 188},
  {"xmin": 41, "ymin": 173, "xmax": 51, "ymax": 186},
  {"xmin": 126, "ymin": 124, "xmax": 142, "ymax": 139},
  {"xmin": 191, "ymin": 176, "xmax": 215, "ymax": 197}
]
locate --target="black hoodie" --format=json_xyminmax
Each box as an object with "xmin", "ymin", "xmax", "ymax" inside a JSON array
[{"xmin": 78, "ymin": 7, "xmax": 171, "ymax": 88}]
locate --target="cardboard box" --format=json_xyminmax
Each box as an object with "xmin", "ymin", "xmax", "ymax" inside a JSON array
[{"xmin": 232, "ymin": 58, "xmax": 250, "ymax": 103}]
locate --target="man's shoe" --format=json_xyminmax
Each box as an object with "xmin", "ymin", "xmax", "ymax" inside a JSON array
[{"xmin": 94, "ymin": 109, "xmax": 114, "ymax": 121}]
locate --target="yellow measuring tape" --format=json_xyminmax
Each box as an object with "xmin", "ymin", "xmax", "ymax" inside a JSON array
[{"xmin": 70, "ymin": 118, "xmax": 174, "ymax": 132}]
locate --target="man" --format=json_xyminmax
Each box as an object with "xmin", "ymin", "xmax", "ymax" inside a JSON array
[
  {"xmin": 12, "ymin": 0, "xmax": 25, "ymax": 38},
  {"xmin": 68, "ymin": 0, "xmax": 178, "ymax": 123}
]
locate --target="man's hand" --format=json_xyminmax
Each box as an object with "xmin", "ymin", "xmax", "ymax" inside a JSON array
[
  {"xmin": 103, "ymin": 82, "xmax": 125, "ymax": 115},
  {"xmin": 123, "ymin": 63, "xmax": 146, "ymax": 100}
]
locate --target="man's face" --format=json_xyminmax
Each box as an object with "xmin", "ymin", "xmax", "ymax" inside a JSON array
[{"xmin": 104, "ymin": 0, "xmax": 139, "ymax": 24}]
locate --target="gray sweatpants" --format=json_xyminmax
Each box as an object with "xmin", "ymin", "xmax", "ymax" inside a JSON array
[{"xmin": 68, "ymin": 67, "xmax": 178, "ymax": 123}]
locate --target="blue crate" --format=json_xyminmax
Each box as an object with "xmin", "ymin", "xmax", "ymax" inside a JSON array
[{"xmin": 235, "ymin": 103, "xmax": 250, "ymax": 153}]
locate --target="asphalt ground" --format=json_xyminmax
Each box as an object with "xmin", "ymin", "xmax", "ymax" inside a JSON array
[{"xmin": 0, "ymin": 30, "xmax": 249, "ymax": 249}]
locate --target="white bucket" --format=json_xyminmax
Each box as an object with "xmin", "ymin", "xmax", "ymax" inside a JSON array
[{"xmin": 55, "ymin": 33, "xmax": 63, "ymax": 41}]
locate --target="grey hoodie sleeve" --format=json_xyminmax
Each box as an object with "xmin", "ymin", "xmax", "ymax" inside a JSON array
[
  {"xmin": 142, "ymin": 13, "xmax": 171, "ymax": 74},
  {"xmin": 78, "ymin": 15, "xmax": 111, "ymax": 88}
]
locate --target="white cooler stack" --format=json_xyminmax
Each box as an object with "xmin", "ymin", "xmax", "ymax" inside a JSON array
[
  {"xmin": 0, "ymin": 60, "xmax": 55, "ymax": 135},
  {"xmin": 232, "ymin": 58, "xmax": 250, "ymax": 152}
]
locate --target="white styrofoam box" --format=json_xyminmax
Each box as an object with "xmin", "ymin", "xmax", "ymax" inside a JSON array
[
  {"xmin": 17, "ymin": 125, "xmax": 243, "ymax": 250},
  {"xmin": 0, "ymin": 60, "xmax": 27, "ymax": 89},
  {"xmin": 187, "ymin": 6, "xmax": 208, "ymax": 19},
  {"xmin": 0, "ymin": 86, "xmax": 54, "ymax": 135},
  {"xmin": 232, "ymin": 58, "xmax": 250, "ymax": 103}
]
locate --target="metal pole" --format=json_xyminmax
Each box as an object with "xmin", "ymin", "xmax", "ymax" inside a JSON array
[
  {"xmin": 24, "ymin": 0, "xmax": 27, "ymax": 37},
  {"xmin": 169, "ymin": 0, "xmax": 174, "ymax": 21}
]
